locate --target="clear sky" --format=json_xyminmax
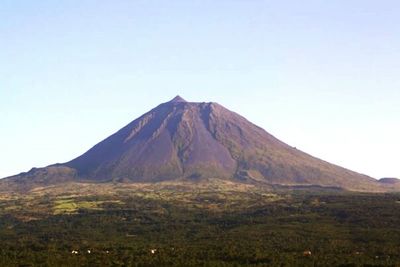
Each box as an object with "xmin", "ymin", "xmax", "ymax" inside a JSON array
[{"xmin": 1, "ymin": 0, "xmax": 399, "ymax": 179}]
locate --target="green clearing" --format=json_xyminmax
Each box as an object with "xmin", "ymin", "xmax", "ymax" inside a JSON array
[{"xmin": 53, "ymin": 199, "xmax": 123, "ymax": 214}]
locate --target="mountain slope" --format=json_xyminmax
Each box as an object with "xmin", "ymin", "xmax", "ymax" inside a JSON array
[
  {"xmin": 62, "ymin": 95, "xmax": 378, "ymax": 191},
  {"xmin": 1, "ymin": 96, "xmax": 394, "ymax": 192}
]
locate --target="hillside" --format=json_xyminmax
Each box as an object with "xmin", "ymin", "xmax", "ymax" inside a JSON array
[{"xmin": 1, "ymin": 96, "xmax": 396, "ymax": 192}]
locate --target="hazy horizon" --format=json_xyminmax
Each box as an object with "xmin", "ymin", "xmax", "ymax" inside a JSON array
[{"xmin": 1, "ymin": 1, "xmax": 399, "ymax": 179}]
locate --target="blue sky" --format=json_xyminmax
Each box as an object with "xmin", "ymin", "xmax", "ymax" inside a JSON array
[{"xmin": 1, "ymin": 0, "xmax": 399, "ymax": 179}]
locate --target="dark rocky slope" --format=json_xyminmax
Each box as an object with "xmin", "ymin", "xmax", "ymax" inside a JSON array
[{"xmin": 1, "ymin": 96, "xmax": 395, "ymax": 192}]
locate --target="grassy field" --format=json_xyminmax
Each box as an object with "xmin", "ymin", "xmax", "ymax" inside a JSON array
[{"xmin": 0, "ymin": 181, "xmax": 400, "ymax": 266}]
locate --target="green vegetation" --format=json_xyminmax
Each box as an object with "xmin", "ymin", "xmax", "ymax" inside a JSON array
[
  {"xmin": 0, "ymin": 182, "xmax": 400, "ymax": 266},
  {"xmin": 53, "ymin": 199, "xmax": 115, "ymax": 214}
]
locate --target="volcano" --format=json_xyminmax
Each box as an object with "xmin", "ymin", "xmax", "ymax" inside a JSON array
[{"xmin": 1, "ymin": 96, "xmax": 394, "ymax": 192}]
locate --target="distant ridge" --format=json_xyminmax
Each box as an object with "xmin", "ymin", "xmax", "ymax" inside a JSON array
[
  {"xmin": 379, "ymin": 178, "xmax": 400, "ymax": 184},
  {"xmin": 1, "ymin": 96, "xmax": 398, "ymax": 192}
]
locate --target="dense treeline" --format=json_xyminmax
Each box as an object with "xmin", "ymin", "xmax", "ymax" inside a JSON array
[{"xmin": 1, "ymin": 192, "xmax": 400, "ymax": 266}]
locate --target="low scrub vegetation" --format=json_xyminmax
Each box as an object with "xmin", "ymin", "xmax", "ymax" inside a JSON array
[{"xmin": 0, "ymin": 182, "xmax": 400, "ymax": 266}]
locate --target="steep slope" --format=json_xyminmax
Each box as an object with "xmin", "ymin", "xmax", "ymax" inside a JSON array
[
  {"xmin": 61, "ymin": 95, "xmax": 379, "ymax": 191},
  {"xmin": 1, "ymin": 96, "xmax": 394, "ymax": 192},
  {"xmin": 65, "ymin": 96, "xmax": 236, "ymax": 182}
]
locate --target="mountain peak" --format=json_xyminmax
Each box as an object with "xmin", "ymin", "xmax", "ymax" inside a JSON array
[
  {"xmin": 170, "ymin": 95, "xmax": 187, "ymax": 103},
  {"xmin": 43, "ymin": 96, "xmax": 385, "ymax": 191},
  {"xmin": 2, "ymin": 96, "xmax": 392, "ymax": 192}
]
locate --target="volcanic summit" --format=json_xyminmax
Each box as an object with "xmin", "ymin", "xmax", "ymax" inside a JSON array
[{"xmin": 1, "ymin": 96, "xmax": 393, "ymax": 192}]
